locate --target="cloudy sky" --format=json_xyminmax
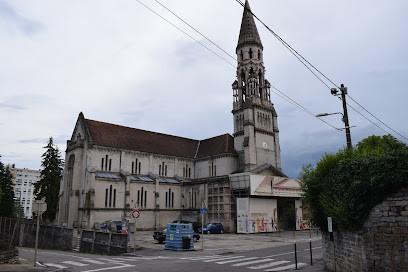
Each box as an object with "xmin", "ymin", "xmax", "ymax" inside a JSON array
[{"xmin": 1, "ymin": 0, "xmax": 407, "ymax": 178}]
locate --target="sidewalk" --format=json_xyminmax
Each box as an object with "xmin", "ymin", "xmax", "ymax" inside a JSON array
[{"xmin": 0, "ymin": 257, "xmax": 61, "ymax": 272}]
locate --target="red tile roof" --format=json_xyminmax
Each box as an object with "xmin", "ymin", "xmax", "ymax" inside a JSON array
[{"xmin": 84, "ymin": 118, "xmax": 236, "ymax": 159}]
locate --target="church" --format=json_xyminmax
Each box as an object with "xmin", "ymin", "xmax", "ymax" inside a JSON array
[{"xmin": 56, "ymin": 0, "xmax": 308, "ymax": 233}]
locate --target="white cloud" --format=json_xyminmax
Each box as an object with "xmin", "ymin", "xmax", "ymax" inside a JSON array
[{"xmin": 1, "ymin": 0, "xmax": 407, "ymax": 177}]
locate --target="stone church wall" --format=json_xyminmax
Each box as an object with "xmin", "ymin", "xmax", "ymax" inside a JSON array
[{"xmin": 323, "ymin": 187, "xmax": 408, "ymax": 271}]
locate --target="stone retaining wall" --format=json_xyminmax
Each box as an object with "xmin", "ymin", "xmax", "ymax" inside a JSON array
[
  {"xmin": 323, "ymin": 187, "xmax": 408, "ymax": 271},
  {"xmin": 19, "ymin": 221, "xmax": 75, "ymax": 251},
  {"xmin": 80, "ymin": 230, "xmax": 128, "ymax": 255}
]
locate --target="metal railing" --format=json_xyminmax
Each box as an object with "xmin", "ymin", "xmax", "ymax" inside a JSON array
[{"xmin": 0, "ymin": 217, "xmax": 20, "ymax": 252}]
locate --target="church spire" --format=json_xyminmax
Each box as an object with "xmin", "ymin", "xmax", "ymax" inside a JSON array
[
  {"xmin": 232, "ymin": 0, "xmax": 281, "ymax": 172},
  {"xmin": 237, "ymin": 0, "xmax": 263, "ymax": 53}
]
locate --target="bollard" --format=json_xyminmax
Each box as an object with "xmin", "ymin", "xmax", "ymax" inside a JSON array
[
  {"xmin": 310, "ymin": 228, "xmax": 313, "ymax": 265},
  {"xmin": 293, "ymin": 231, "xmax": 297, "ymax": 270}
]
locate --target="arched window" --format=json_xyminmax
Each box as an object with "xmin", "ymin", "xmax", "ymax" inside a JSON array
[
  {"xmin": 67, "ymin": 155, "xmax": 75, "ymax": 191},
  {"xmin": 109, "ymin": 185, "xmax": 112, "ymax": 207},
  {"xmin": 258, "ymin": 50, "xmax": 261, "ymax": 60},
  {"xmin": 240, "ymin": 50, "xmax": 244, "ymax": 60},
  {"xmin": 241, "ymin": 70, "xmax": 246, "ymax": 100},
  {"xmin": 249, "ymin": 48, "xmax": 253, "ymax": 59}
]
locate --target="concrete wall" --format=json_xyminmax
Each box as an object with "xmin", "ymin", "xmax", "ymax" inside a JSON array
[
  {"xmin": 18, "ymin": 220, "xmax": 128, "ymax": 255},
  {"xmin": 80, "ymin": 230, "xmax": 128, "ymax": 255},
  {"xmin": 237, "ymin": 198, "xmax": 278, "ymax": 233},
  {"xmin": 19, "ymin": 221, "xmax": 74, "ymax": 251},
  {"xmin": 195, "ymin": 155, "xmax": 237, "ymax": 179},
  {"xmin": 323, "ymin": 187, "xmax": 408, "ymax": 271}
]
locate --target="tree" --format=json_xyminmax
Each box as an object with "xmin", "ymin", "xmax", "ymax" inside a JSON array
[
  {"xmin": 13, "ymin": 201, "xmax": 24, "ymax": 219},
  {"xmin": 301, "ymin": 135, "xmax": 408, "ymax": 232},
  {"xmin": 0, "ymin": 155, "xmax": 15, "ymax": 217},
  {"xmin": 34, "ymin": 137, "xmax": 64, "ymax": 221}
]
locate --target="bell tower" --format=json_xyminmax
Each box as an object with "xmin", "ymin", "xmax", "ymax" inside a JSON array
[{"xmin": 232, "ymin": 0, "xmax": 281, "ymax": 172}]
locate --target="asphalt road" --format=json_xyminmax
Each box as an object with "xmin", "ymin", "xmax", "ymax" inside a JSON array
[{"xmin": 18, "ymin": 240, "xmax": 323, "ymax": 272}]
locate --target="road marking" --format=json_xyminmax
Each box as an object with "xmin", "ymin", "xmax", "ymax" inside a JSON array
[
  {"xmin": 79, "ymin": 259, "xmax": 105, "ymax": 264},
  {"xmin": 265, "ymin": 252, "xmax": 294, "ymax": 258},
  {"xmin": 62, "ymin": 260, "xmax": 89, "ymax": 266},
  {"xmin": 44, "ymin": 263, "xmax": 68, "ymax": 269},
  {"xmin": 203, "ymin": 255, "xmax": 245, "ymax": 262},
  {"xmin": 232, "ymin": 258, "xmax": 274, "ymax": 266},
  {"xmin": 305, "ymin": 246, "xmax": 322, "ymax": 251},
  {"xmin": 248, "ymin": 260, "xmax": 290, "ymax": 269},
  {"xmin": 265, "ymin": 263, "xmax": 307, "ymax": 271},
  {"xmin": 205, "ymin": 248, "xmax": 234, "ymax": 251},
  {"xmin": 111, "ymin": 257, "xmax": 131, "ymax": 261},
  {"xmin": 216, "ymin": 257, "xmax": 258, "ymax": 264},
  {"xmin": 180, "ymin": 256, "xmax": 216, "ymax": 260},
  {"xmin": 82, "ymin": 263, "xmax": 136, "ymax": 272}
]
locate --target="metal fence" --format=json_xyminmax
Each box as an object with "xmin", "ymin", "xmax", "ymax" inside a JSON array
[{"xmin": 0, "ymin": 217, "xmax": 19, "ymax": 252}]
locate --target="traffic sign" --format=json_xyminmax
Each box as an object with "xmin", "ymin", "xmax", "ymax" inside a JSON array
[
  {"xmin": 200, "ymin": 208, "xmax": 207, "ymax": 214},
  {"xmin": 132, "ymin": 209, "xmax": 140, "ymax": 219},
  {"xmin": 327, "ymin": 217, "xmax": 333, "ymax": 233}
]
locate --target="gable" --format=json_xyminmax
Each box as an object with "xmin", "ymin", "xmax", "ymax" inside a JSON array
[
  {"xmin": 250, "ymin": 164, "xmax": 287, "ymax": 177},
  {"xmin": 252, "ymin": 176, "xmax": 303, "ymax": 197}
]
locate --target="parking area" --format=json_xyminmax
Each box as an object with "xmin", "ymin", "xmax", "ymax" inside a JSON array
[{"xmin": 133, "ymin": 229, "xmax": 322, "ymax": 253}]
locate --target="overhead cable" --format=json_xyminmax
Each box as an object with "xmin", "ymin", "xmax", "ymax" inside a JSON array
[
  {"xmin": 154, "ymin": 0, "xmax": 237, "ymax": 62},
  {"xmin": 347, "ymin": 94, "xmax": 408, "ymax": 141},
  {"xmin": 235, "ymin": 0, "xmax": 407, "ymax": 141},
  {"xmin": 135, "ymin": 0, "xmax": 352, "ymax": 136},
  {"xmin": 135, "ymin": 0, "xmax": 235, "ymax": 67}
]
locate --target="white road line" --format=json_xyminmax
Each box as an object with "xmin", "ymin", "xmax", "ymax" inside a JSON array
[
  {"xmin": 97, "ymin": 257, "xmax": 128, "ymax": 264},
  {"xmin": 216, "ymin": 257, "xmax": 258, "ymax": 264},
  {"xmin": 44, "ymin": 263, "xmax": 68, "ymax": 269},
  {"xmin": 248, "ymin": 260, "xmax": 290, "ymax": 269},
  {"xmin": 265, "ymin": 263, "xmax": 307, "ymax": 271},
  {"xmin": 79, "ymin": 259, "xmax": 105, "ymax": 264},
  {"xmin": 232, "ymin": 258, "xmax": 274, "ymax": 267},
  {"xmin": 265, "ymin": 252, "xmax": 294, "ymax": 258},
  {"xmin": 205, "ymin": 248, "xmax": 234, "ymax": 251},
  {"xmin": 203, "ymin": 255, "xmax": 245, "ymax": 262},
  {"xmin": 180, "ymin": 256, "xmax": 216, "ymax": 260},
  {"xmin": 111, "ymin": 257, "xmax": 131, "ymax": 261},
  {"xmin": 304, "ymin": 246, "xmax": 322, "ymax": 251},
  {"xmin": 62, "ymin": 260, "xmax": 89, "ymax": 267},
  {"xmin": 82, "ymin": 263, "xmax": 136, "ymax": 272}
]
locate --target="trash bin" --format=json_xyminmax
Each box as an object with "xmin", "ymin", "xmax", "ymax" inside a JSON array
[
  {"xmin": 165, "ymin": 223, "xmax": 194, "ymax": 251},
  {"xmin": 182, "ymin": 236, "xmax": 191, "ymax": 250}
]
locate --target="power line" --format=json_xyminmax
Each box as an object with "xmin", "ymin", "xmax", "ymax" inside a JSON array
[
  {"xmin": 347, "ymin": 94, "xmax": 408, "ymax": 141},
  {"xmin": 234, "ymin": 0, "xmax": 336, "ymax": 90},
  {"xmin": 135, "ymin": 0, "xmax": 235, "ymax": 68},
  {"xmin": 154, "ymin": 0, "xmax": 237, "ymax": 62},
  {"xmin": 235, "ymin": 0, "xmax": 407, "ymax": 142},
  {"xmin": 136, "ymin": 0, "xmax": 346, "ymax": 135},
  {"xmin": 270, "ymin": 85, "xmax": 342, "ymax": 132},
  {"xmin": 336, "ymin": 96, "xmax": 390, "ymax": 135}
]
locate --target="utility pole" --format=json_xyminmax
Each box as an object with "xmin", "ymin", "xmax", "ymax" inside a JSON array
[
  {"xmin": 330, "ymin": 84, "xmax": 352, "ymax": 149},
  {"xmin": 340, "ymin": 84, "xmax": 352, "ymax": 149}
]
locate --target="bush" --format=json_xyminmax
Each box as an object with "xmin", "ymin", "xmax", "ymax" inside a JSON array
[{"xmin": 301, "ymin": 135, "xmax": 408, "ymax": 232}]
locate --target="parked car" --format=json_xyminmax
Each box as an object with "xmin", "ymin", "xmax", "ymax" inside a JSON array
[
  {"xmin": 153, "ymin": 227, "xmax": 200, "ymax": 244},
  {"xmin": 199, "ymin": 223, "xmax": 224, "ymax": 234},
  {"xmin": 172, "ymin": 220, "xmax": 202, "ymax": 233},
  {"xmin": 100, "ymin": 220, "xmax": 122, "ymax": 233}
]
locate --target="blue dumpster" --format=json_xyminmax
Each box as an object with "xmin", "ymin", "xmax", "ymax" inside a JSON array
[{"xmin": 164, "ymin": 223, "xmax": 194, "ymax": 251}]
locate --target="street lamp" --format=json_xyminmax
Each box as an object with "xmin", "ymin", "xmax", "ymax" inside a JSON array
[{"xmin": 316, "ymin": 112, "xmax": 343, "ymax": 118}]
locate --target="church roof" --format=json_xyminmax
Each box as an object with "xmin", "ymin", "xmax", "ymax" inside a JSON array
[
  {"xmin": 237, "ymin": 0, "xmax": 263, "ymax": 52},
  {"xmin": 83, "ymin": 117, "xmax": 236, "ymax": 159}
]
